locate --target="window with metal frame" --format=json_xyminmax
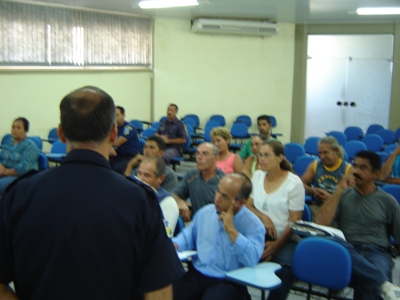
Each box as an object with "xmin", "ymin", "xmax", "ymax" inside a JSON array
[{"xmin": 0, "ymin": 1, "xmax": 152, "ymax": 68}]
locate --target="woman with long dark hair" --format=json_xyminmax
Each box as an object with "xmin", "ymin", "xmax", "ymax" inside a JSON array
[{"xmin": 246, "ymin": 140, "xmax": 304, "ymax": 300}]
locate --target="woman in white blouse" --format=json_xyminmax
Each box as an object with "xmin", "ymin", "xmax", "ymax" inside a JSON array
[{"xmin": 246, "ymin": 140, "xmax": 304, "ymax": 300}]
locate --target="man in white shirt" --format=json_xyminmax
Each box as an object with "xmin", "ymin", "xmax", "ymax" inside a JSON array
[{"xmin": 137, "ymin": 156, "xmax": 179, "ymax": 235}]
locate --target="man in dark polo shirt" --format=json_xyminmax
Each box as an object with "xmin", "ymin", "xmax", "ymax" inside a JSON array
[
  {"xmin": 0, "ymin": 86, "xmax": 183, "ymax": 300},
  {"xmin": 109, "ymin": 105, "xmax": 141, "ymax": 174},
  {"xmin": 173, "ymin": 142, "xmax": 225, "ymax": 221},
  {"xmin": 156, "ymin": 104, "xmax": 187, "ymax": 164}
]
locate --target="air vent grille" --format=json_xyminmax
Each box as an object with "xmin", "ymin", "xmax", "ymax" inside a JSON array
[{"xmin": 191, "ymin": 18, "xmax": 278, "ymax": 36}]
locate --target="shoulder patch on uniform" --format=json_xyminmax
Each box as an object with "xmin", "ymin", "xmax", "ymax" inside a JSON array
[{"xmin": 123, "ymin": 125, "xmax": 132, "ymax": 136}]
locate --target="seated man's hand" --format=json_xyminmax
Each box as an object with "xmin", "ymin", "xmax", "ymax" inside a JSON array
[
  {"xmin": 218, "ymin": 205, "xmax": 235, "ymax": 233},
  {"xmin": 127, "ymin": 154, "xmax": 144, "ymax": 168},
  {"xmin": 261, "ymin": 240, "xmax": 279, "ymax": 262},
  {"xmin": 177, "ymin": 199, "xmax": 191, "ymax": 221},
  {"xmin": 109, "ymin": 147, "xmax": 117, "ymax": 157},
  {"xmin": 173, "ymin": 242, "xmax": 179, "ymax": 250},
  {"xmin": 313, "ymin": 188, "xmax": 330, "ymax": 202},
  {"xmin": 260, "ymin": 214, "xmax": 277, "ymax": 240},
  {"xmin": 339, "ymin": 174, "xmax": 354, "ymax": 190},
  {"xmin": 160, "ymin": 135, "xmax": 169, "ymax": 144},
  {"xmin": 0, "ymin": 165, "xmax": 6, "ymax": 178}
]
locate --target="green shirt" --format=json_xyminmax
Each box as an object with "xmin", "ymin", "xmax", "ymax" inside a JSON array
[{"xmin": 239, "ymin": 136, "xmax": 276, "ymax": 159}]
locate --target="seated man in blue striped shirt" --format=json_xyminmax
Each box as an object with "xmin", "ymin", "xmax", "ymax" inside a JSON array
[{"xmin": 172, "ymin": 172, "xmax": 265, "ymax": 300}]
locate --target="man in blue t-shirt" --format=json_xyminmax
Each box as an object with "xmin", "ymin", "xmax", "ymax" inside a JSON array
[{"xmin": 109, "ymin": 106, "xmax": 141, "ymax": 174}]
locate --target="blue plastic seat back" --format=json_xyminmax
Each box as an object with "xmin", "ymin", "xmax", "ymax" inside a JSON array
[
  {"xmin": 366, "ymin": 124, "xmax": 385, "ymax": 135},
  {"xmin": 344, "ymin": 141, "xmax": 367, "ymax": 161},
  {"xmin": 1, "ymin": 133, "xmax": 12, "ymax": 145},
  {"xmin": 230, "ymin": 122, "xmax": 249, "ymax": 139},
  {"xmin": 38, "ymin": 152, "xmax": 48, "ymax": 171},
  {"xmin": 292, "ymin": 237, "xmax": 352, "ymax": 290},
  {"xmin": 28, "ymin": 136, "xmax": 43, "ymax": 151},
  {"xmin": 185, "ymin": 124, "xmax": 195, "ymax": 135},
  {"xmin": 268, "ymin": 115, "xmax": 277, "ymax": 127},
  {"xmin": 284, "ymin": 143, "xmax": 306, "ymax": 165},
  {"xmin": 382, "ymin": 184, "xmax": 400, "ymax": 205},
  {"xmin": 235, "ymin": 115, "xmax": 252, "ymax": 127},
  {"xmin": 377, "ymin": 129, "xmax": 396, "ymax": 145},
  {"xmin": 293, "ymin": 155, "xmax": 317, "ymax": 177},
  {"xmin": 151, "ymin": 122, "xmax": 160, "ymax": 129},
  {"xmin": 182, "ymin": 131, "xmax": 192, "ymax": 150},
  {"xmin": 326, "ymin": 131, "xmax": 347, "ymax": 146},
  {"xmin": 304, "ymin": 137, "xmax": 320, "ymax": 156},
  {"xmin": 141, "ymin": 128, "xmax": 157, "ymax": 140},
  {"xmin": 209, "ymin": 115, "xmax": 226, "ymax": 127},
  {"xmin": 174, "ymin": 216, "xmax": 185, "ymax": 237},
  {"xmin": 375, "ymin": 151, "xmax": 389, "ymax": 164},
  {"xmin": 344, "ymin": 126, "xmax": 364, "ymax": 141},
  {"xmin": 159, "ymin": 116, "xmax": 168, "ymax": 122},
  {"xmin": 129, "ymin": 120, "xmax": 143, "ymax": 134},
  {"xmin": 51, "ymin": 140, "xmax": 67, "ymax": 154},
  {"xmin": 184, "ymin": 114, "xmax": 200, "ymax": 128},
  {"xmin": 183, "ymin": 118, "xmax": 197, "ymax": 128},
  {"xmin": 362, "ymin": 134, "xmax": 384, "ymax": 152},
  {"xmin": 204, "ymin": 121, "xmax": 222, "ymax": 142},
  {"xmin": 48, "ymin": 128, "xmax": 59, "ymax": 143},
  {"xmin": 385, "ymin": 144, "xmax": 398, "ymax": 154}
]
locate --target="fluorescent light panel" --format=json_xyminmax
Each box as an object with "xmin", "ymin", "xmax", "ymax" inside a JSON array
[
  {"xmin": 139, "ymin": 0, "xmax": 198, "ymax": 9},
  {"xmin": 357, "ymin": 7, "xmax": 400, "ymax": 15}
]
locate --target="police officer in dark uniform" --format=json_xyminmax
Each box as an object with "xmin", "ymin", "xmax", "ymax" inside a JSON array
[
  {"xmin": 156, "ymin": 103, "xmax": 187, "ymax": 164},
  {"xmin": 0, "ymin": 86, "xmax": 183, "ymax": 300},
  {"xmin": 109, "ymin": 105, "xmax": 141, "ymax": 174}
]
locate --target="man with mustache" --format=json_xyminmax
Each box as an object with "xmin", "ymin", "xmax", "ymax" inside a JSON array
[
  {"xmin": 156, "ymin": 104, "xmax": 187, "ymax": 165},
  {"xmin": 317, "ymin": 151, "xmax": 400, "ymax": 300}
]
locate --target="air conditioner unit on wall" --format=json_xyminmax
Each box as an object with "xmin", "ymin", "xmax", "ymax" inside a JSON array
[{"xmin": 191, "ymin": 18, "xmax": 278, "ymax": 36}]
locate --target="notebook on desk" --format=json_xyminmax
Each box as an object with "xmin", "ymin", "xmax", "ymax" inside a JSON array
[{"xmin": 290, "ymin": 220, "xmax": 346, "ymax": 240}]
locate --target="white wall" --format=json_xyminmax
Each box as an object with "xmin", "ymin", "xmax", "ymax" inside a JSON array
[
  {"xmin": 0, "ymin": 17, "xmax": 296, "ymax": 149},
  {"xmin": 153, "ymin": 18, "xmax": 295, "ymax": 142},
  {"xmin": 0, "ymin": 71, "xmax": 151, "ymax": 151}
]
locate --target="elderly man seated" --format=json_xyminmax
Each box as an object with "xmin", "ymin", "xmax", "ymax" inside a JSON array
[
  {"xmin": 136, "ymin": 157, "xmax": 179, "ymax": 235},
  {"xmin": 172, "ymin": 173, "xmax": 265, "ymax": 300},
  {"xmin": 302, "ymin": 136, "xmax": 353, "ymax": 219}
]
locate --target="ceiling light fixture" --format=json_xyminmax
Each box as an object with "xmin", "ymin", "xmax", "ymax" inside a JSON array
[
  {"xmin": 356, "ymin": 7, "xmax": 400, "ymax": 15},
  {"xmin": 139, "ymin": 0, "xmax": 199, "ymax": 9}
]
